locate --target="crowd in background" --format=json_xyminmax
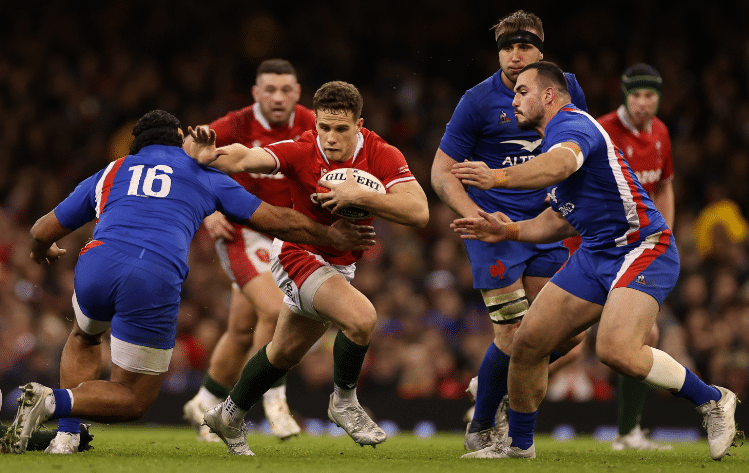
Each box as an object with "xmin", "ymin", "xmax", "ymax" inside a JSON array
[{"xmin": 2, "ymin": 1, "xmax": 749, "ymax": 418}]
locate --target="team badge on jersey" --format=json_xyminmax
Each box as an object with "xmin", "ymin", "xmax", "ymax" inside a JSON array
[
  {"xmin": 498, "ymin": 110, "xmax": 512, "ymax": 125},
  {"xmin": 490, "ymin": 260, "xmax": 506, "ymax": 279}
]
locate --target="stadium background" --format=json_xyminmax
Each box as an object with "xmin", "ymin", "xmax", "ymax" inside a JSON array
[{"xmin": 1, "ymin": 0, "xmax": 748, "ymax": 434}]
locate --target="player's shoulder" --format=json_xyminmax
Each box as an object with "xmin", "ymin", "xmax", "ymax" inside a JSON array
[
  {"xmin": 210, "ymin": 104, "xmax": 254, "ymax": 127},
  {"xmin": 362, "ymin": 128, "xmax": 402, "ymax": 155},
  {"xmin": 650, "ymin": 116, "xmax": 670, "ymax": 135},
  {"xmin": 464, "ymin": 72, "xmax": 502, "ymax": 102},
  {"xmin": 597, "ymin": 110, "xmax": 620, "ymax": 127}
]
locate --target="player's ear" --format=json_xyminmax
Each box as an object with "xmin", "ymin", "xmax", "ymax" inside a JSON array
[
  {"xmin": 251, "ymin": 85, "xmax": 260, "ymax": 102},
  {"xmin": 356, "ymin": 117, "xmax": 364, "ymax": 131}
]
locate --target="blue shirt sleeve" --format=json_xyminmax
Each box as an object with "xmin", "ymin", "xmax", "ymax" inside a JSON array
[
  {"xmin": 208, "ymin": 171, "xmax": 262, "ymax": 223},
  {"xmin": 438, "ymin": 92, "xmax": 479, "ymax": 161},
  {"xmin": 54, "ymin": 172, "xmax": 100, "ymax": 231},
  {"xmin": 565, "ymin": 73, "xmax": 588, "ymax": 113}
]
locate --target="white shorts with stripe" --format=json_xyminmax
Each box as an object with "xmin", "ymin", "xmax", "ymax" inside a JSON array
[{"xmin": 271, "ymin": 239, "xmax": 355, "ymax": 322}]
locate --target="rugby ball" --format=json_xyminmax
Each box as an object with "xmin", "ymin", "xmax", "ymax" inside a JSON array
[{"xmin": 316, "ymin": 168, "xmax": 386, "ymax": 219}]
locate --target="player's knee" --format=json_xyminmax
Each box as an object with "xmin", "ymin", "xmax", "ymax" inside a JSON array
[
  {"xmin": 341, "ymin": 308, "xmax": 377, "ymax": 344},
  {"xmin": 595, "ymin": 342, "xmax": 629, "ymax": 373},
  {"xmin": 226, "ymin": 325, "xmax": 255, "ymax": 350}
]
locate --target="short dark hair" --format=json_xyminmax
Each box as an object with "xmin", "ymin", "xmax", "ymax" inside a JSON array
[
  {"xmin": 312, "ymin": 81, "xmax": 363, "ymax": 120},
  {"xmin": 130, "ymin": 110, "xmax": 182, "ymax": 154},
  {"xmin": 492, "ymin": 10, "xmax": 544, "ymax": 40},
  {"xmin": 520, "ymin": 61, "xmax": 569, "ymax": 96},
  {"xmin": 256, "ymin": 59, "xmax": 297, "ymax": 78}
]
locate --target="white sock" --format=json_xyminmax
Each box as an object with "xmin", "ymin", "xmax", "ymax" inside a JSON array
[
  {"xmin": 196, "ymin": 386, "xmax": 223, "ymax": 407},
  {"xmin": 221, "ymin": 396, "xmax": 247, "ymax": 426},
  {"xmin": 333, "ymin": 385, "xmax": 357, "ymax": 403},
  {"xmin": 644, "ymin": 347, "xmax": 687, "ymax": 390},
  {"xmin": 263, "ymin": 385, "xmax": 286, "ymax": 402}
]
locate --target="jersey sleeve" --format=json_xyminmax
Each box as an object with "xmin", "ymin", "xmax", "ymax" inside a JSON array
[
  {"xmin": 371, "ymin": 143, "xmax": 416, "ymax": 190},
  {"xmin": 53, "ymin": 172, "xmax": 100, "ymax": 231},
  {"xmin": 565, "ymin": 73, "xmax": 588, "ymax": 113},
  {"xmin": 263, "ymin": 135, "xmax": 310, "ymax": 179},
  {"xmin": 546, "ymin": 115, "xmax": 598, "ymax": 162},
  {"xmin": 438, "ymin": 92, "xmax": 480, "ymax": 161},
  {"xmin": 208, "ymin": 171, "xmax": 263, "ymax": 223},
  {"xmin": 659, "ymin": 122, "xmax": 674, "ymax": 184}
]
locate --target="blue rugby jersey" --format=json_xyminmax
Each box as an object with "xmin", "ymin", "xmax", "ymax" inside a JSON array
[
  {"xmin": 543, "ymin": 105, "xmax": 668, "ymax": 249},
  {"xmin": 439, "ymin": 69, "xmax": 587, "ymax": 222},
  {"xmin": 54, "ymin": 144, "xmax": 261, "ymax": 279}
]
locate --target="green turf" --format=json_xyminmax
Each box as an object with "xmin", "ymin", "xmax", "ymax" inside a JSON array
[{"xmin": 1, "ymin": 425, "xmax": 745, "ymax": 472}]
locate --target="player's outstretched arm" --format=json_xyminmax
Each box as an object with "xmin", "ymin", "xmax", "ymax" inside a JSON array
[
  {"xmin": 186, "ymin": 125, "xmax": 276, "ymax": 175},
  {"xmin": 246, "ymin": 202, "xmax": 376, "ymax": 251},
  {"xmin": 451, "ymin": 142, "xmax": 582, "ymax": 190},
  {"xmin": 29, "ymin": 210, "xmax": 71, "ymax": 265},
  {"xmin": 452, "ymin": 207, "xmax": 576, "ymax": 244}
]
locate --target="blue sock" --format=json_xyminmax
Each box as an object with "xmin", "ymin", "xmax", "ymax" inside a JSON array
[
  {"xmin": 674, "ymin": 368, "xmax": 720, "ymax": 406},
  {"xmin": 508, "ymin": 408, "xmax": 537, "ymax": 450},
  {"xmin": 549, "ymin": 350, "xmax": 562, "ymax": 364},
  {"xmin": 469, "ymin": 344, "xmax": 509, "ymax": 433},
  {"xmin": 51, "ymin": 389, "xmax": 73, "ymax": 419},
  {"xmin": 57, "ymin": 417, "xmax": 81, "ymax": 434}
]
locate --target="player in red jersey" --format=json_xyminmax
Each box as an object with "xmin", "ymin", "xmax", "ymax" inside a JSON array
[
  {"xmin": 182, "ymin": 59, "xmax": 316, "ymax": 442},
  {"xmin": 565, "ymin": 64, "xmax": 675, "ymax": 451},
  {"xmin": 188, "ymin": 80, "xmax": 429, "ymax": 456}
]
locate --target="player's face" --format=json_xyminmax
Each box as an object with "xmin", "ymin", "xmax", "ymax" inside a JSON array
[
  {"xmin": 252, "ymin": 73, "xmax": 301, "ymax": 126},
  {"xmin": 315, "ymin": 109, "xmax": 363, "ymax": 162},
  {"xmin": 626, "ymin": 89, "xmax": 659, "ymax": 130},
  {"xmin": 512, "ymin": 69, "xmax": 545, "ymax": 130},
  {"xmin": 497, "ymin": 28, "xmax": 543, "ymax": 85}
]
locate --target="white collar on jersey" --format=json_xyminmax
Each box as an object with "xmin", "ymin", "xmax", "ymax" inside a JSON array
[
  {"xmin": 616, "ymin": 104, "xmax": 652, "ymax": 136},
  {"xmin": 316, "ymin": 131, "xmax": 364, "ymax": 166},
  {"xmin": 253, "ymin": 102, "xmax": 296, "ymax": 132}
]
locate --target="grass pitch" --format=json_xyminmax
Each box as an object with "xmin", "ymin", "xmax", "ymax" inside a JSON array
[{"xmin": 1, "ymin": 425, "xmax": 745, "ymax": 473}]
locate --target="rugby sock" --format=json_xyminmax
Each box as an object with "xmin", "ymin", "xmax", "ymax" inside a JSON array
[
  {"xmin": 616, "ymin": 374, "xmax": 648, "ymax": 435},
  {"xmin": 644, "ymin": 347, "xmax": 720, "ymax": 405},
  {"xmin": 332, "ymin": 330, "xmax": 369, "ymax": 390},
  {"xmin": 229, "ymin": 345, "xmax": 288, "ymax": 411},
  {"xmin": 469, "ymin": 343, "xmax": 508, "ymax": 433},
  {"xmin": 508, "ymin": 409, "xmax": 537, "ymax": 450},
  {"xmin": 49, "ymin": 389, "xmax": 73, "ymax": 419},
  {"xmin": 270, "ymin": 373, "xmax": 287, "ymax": 390},
  {"xmin": 675, "ymin": 368, "xmax": 721, "ymax": 406},
  {"xmin": 57, "ymin": 417, "xmax": 81, "ymax": 434},
  {"xmin": 202, "ymin": 373, "xmax": 231, "ymax": 399}
]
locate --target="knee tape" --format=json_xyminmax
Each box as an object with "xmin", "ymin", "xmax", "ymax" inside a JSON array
[{"xmin": 484, "ymin": 289, "xmax": 529, "ymax": 324}]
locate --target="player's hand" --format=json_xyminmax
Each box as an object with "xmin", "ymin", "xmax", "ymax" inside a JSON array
[
  {"xmin": 203, "ymin": 211, "xmax": 235, "ymax": 241},
  {"xmin": 317, "ymin": 169, "xmax": 365, "ymax": 215},
  {"xmin": 451, "ymin": 210, "xmax": 515, "ymax": 243},
  {"xmin": 30, "ymin": 243, "xmax": 67, "ymax": 265},
  {"xmin": 186, "ymin": 125, "xmax": 227, "ymax": 166},
  {"xmin": 329, "ymin": 218, "xmax": 376, "ymax": 251},
  {"xmin": 451, "ymin": 160, "xmax": 496, "ymax": 190}
]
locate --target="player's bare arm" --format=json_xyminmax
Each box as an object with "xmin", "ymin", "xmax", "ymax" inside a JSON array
[
  {"xmin": 187, "ymin": 125, "xmax": 277, "ymax": 174},
  {"xmin": 430, "ymin": 148, "xmax": 483, "ymax": 217},
  {"xmin": 29, "ymin": 210, "xmax": 71, "ymax": 264},
  {"xmin": 318, "ymin": 170, "xmax": 428, "ymax": 228},
  {"xmin": 452, "ymin": 207, "xmax": 576, "ymax": 244},
  {"xmin": 245, "ymin": 201, "xmax": 376, "ymax": 251},
  {"xmin": 451, "ymin": 142, "xmax": 582, "ymax": 190}
]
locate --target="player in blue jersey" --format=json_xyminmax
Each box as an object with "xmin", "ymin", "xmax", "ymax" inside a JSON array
[
  {"xmin": 0, "ymin": 110, "xmax": 374, "ymax": 455},
  {"xmin": 431, "ymin": 10, "xmax": 587, "ymax": 451},
  {"xmin": 451, "ymin": 62, "xmax": 739, "ymax": 461}
]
